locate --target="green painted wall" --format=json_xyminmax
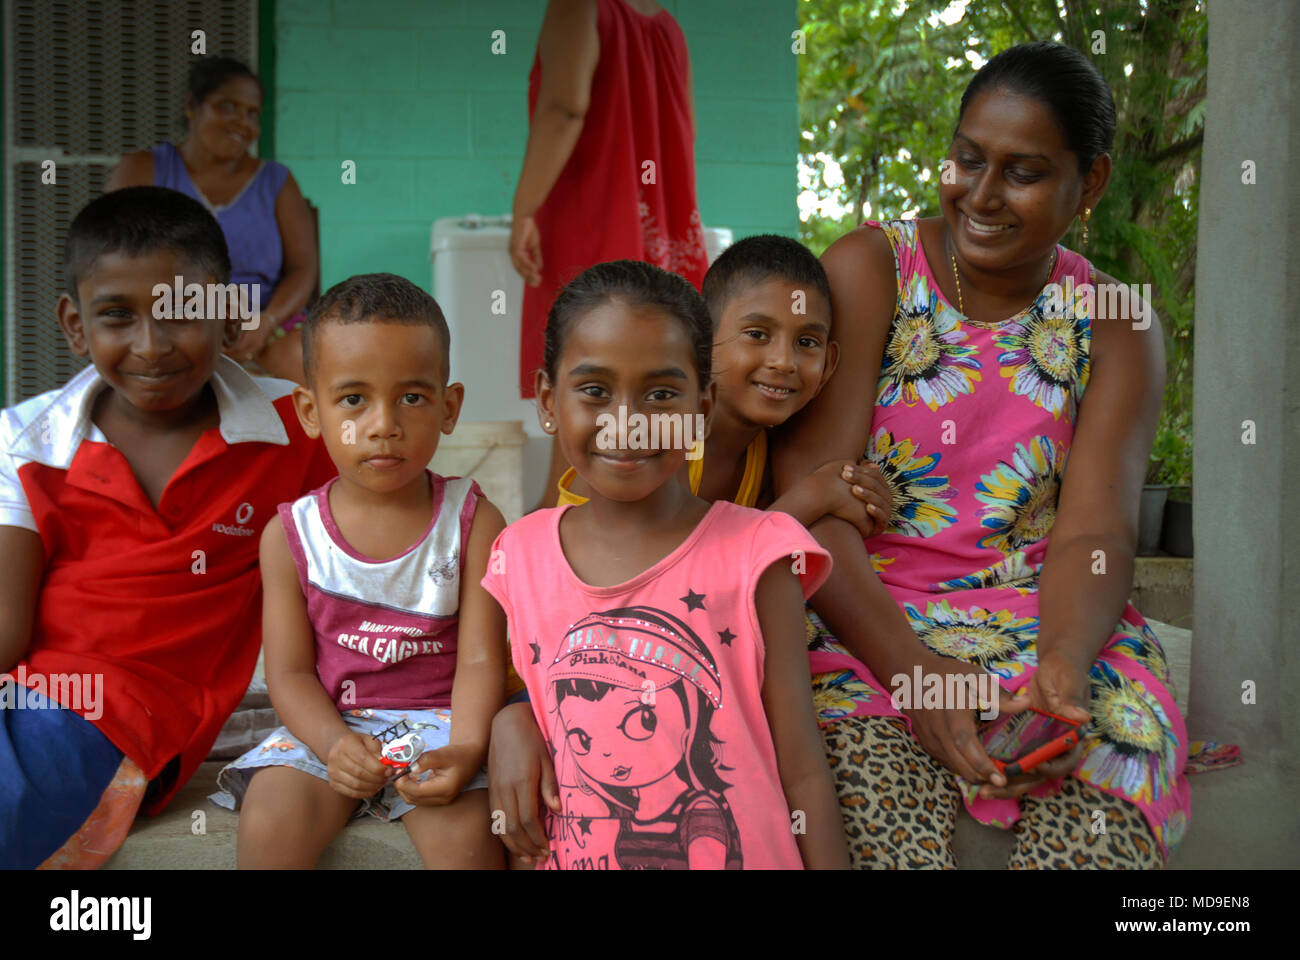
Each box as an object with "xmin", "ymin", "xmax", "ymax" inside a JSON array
[{"xmin": 273, "ymin": 0, "xmax": 798, "ymax": 292}]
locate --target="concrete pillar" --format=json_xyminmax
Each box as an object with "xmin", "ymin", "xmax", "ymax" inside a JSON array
[{"xmin": 1183, "ymin": 0, "xmax": 1299, "ymax": 866}]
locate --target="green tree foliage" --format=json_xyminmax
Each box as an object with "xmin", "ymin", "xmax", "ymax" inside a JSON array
[{"xmin": 798, "ymin": 0, "xmax": 1204, "ymax": 484}]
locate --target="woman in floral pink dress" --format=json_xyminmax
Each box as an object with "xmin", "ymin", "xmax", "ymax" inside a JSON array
[{"xmin": 778, "ymin": 42, "xmax": 1190, "ymax": 868}]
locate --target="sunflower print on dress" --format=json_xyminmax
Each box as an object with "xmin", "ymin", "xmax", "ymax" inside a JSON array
[
  {"xmin": 877, "ymin": 283, "xmax": 982, "ymax": 410},
  {"xmin": 934, "ymin": 550, "xmax": 1040, "ymax": 593},
  {"xmin": 811, "ymin": 670, "xmax": 881, "ymax": 724},
  {"xmin": 903, "ymin": 598, "xmax": 1038, "ymax": 679},
  {"xmin": 994, "ymin": 302, "xmax": 1091, "ymax": 420},
  {"xmin": 1078, "ymin": 659, "xmax": 1181, "ymax": 806},
  {"xmin": 974, "ymin": 436, "xmax": 1067, "ymax": 554},
  {"xmin": 866, "ymin": 427, "xmax": 958, "ymax": 538},
  {"xmin": 1109, "ymin": 617, "xmax": 1174, "ymax": 689}
]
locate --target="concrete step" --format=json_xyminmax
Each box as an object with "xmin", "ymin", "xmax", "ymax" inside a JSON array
[
  {"xmin": 104, "ymin": 762, "xmax": 422, "ymax": 870},
  {"xmin": 109, "ymin": 761, "xmax": 1278, "ymax": 869}
]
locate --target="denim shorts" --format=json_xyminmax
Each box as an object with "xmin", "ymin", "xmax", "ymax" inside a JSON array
[{"xmin": 209, "ymin": 706, "xmax": 488, "ymax": 822}]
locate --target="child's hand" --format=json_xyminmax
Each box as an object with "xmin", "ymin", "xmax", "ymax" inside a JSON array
[
  {"xmin": 488, "ymin": 701, "xmax": 560, "ymax": 865},
  {"xmin": 394, "ymin": 744, "xmax": 481, "ymax": 807},
  {"xmin": 807, "ymin": 459, "xmax": 891, "ymax": 537},
  {"xmin": 325, "ymin": 732, "xmax": 390, "ymax": 799},
  {"xmin": 841, "ymin": 460, "xmax": 891, "ymax": 536}
]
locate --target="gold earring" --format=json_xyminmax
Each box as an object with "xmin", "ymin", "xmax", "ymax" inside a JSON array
[{"xmin": 1081, "ymin": 207, "xmax": 1092, "ymax": 247}]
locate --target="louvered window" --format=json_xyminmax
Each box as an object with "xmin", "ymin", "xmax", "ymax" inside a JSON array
[{"xmin": 3, "ymin": 0, "xmax": 258, "ymax": 403}]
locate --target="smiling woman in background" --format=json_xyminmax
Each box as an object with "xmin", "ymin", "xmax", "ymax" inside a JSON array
[{"xmin": 106, "ymin": 57, "xmax": 318, "ymax": 383}]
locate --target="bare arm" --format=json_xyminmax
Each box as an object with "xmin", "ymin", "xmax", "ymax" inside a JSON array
[
  {"xmin": 768, "ymin": 459, "xmax": 889, "ymax": 536},
  {"xmin": 1037, "ymin": 274, "xmax": 1165, "ymax": 672},
  {"xmin": 511, "ymin": 0, "xmax": 600, "ymax": 221},
  {"xmin": 446, "ymin": 498, "xmax": 508, "ymax": 766},
  {"xmin": 102, "ymin": 151, "xmax": 154, "ymax": 192},
  {"xmin": 771, "ymin": 226, "xmax": 1011, "ymax": 786},
  {"xmin": 259, "ymin": 516, "xmax": 356, "ymax": 762},
  {"xmin": 230, "ymin": 172, "xmax": 318, "ymax": 359},
  {"xmin": 0, "ymin": 526, "xmax": 43, "ymax": 675},
  {"xmin": 771, "ymin": 227, "xmax": 931, "ymax": 681},
  {"xmin": 756, "ymin": 562, "xmax": 850, "ymax": 869},
  {"xmin": 263, "ymin": 172, "xmax": 317, "ymax": 323}
]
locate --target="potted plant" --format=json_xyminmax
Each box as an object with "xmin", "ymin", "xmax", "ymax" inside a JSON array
[
  {"xmin": 1139, "ymin": 481, "xmax": 1169, "ymax": 557},
  {"xmin": 1161, "ymin": 423, "xmax": 1194, "ymax": 557},
  {"xmin": 1142, "ymin": 419, "xmax": 1190, "ymax": 556},
  {"xmin": 1144, "ymin": 409, "xmax": 1193, "ymax": 555},
  {"xmin": 1162, "ymin": 483, "xmax": 1192, "ymax": 556}
]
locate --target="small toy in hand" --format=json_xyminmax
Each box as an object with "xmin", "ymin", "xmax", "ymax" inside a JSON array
[
  {"xmin": 374, "ymin": 718, "xmax": 428, "ymax": 779},
  {"xmin": 381, "ymin": 733, "xmax": 427, "ymax": 774}
]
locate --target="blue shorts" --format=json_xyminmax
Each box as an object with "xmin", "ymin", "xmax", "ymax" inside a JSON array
[
  {"xmin": 209, "ymin": 706, "xmax": 488, "ymax": 822},
  {"xmin": 0, "ymin": 682, "xmax": 125, "ymax": 868}
]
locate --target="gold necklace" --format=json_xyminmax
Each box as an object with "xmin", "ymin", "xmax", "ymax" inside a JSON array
[{"xmin": 950, "ymin": 241, "xmax": 1058, "ymax": 327}]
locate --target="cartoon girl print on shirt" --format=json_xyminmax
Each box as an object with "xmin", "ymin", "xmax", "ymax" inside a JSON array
[{"xmin": 547, "ymin": 605, "xmax": 743, "ymax": 869}]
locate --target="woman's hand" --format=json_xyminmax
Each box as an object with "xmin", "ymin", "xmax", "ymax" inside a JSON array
[
  {"xmin": 976, "ymin": 651, "xmax": 1092, "ymax": 799},
  {"xmin": 325, "ymin": 732, "xmax": 390, "ymax": 799},
  {"xmin": 487, "ymin": 701, "xmax": 560, "ymax": 865},
  {"xmin": 900, "ymin": 654, "xmax": 1030, "ymax": 789},
  {"xmin": 509, "ymin": 214, "xmax": 543, "ymax": 287}
]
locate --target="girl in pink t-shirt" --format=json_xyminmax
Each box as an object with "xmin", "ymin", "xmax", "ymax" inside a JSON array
[{"xmin": 481, "ymin": 260, "xmax": 849, "ymax": 869}]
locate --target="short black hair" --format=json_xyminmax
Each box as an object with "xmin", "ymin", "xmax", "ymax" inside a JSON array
[
  {"xmin": 701, "ymin": 234, "xmax": 831, "ymax": 329},
  {"xmin": 542, "ymin": 260, "xmax": 712, "ymax": 390},
  {"xmin": 63, "ymin": 186, "xmax": 231, "ymax": 304},
  {"xmin": 302, "ymin": 273, "xmax": 451, "ymax": 384},
  {"xmin": 187, "ymin": 56, "xmax": 263, "ymax": 110},
  {"xmin": 958, "ymin": 42, "xmax": 1116, "ymax": 174}
]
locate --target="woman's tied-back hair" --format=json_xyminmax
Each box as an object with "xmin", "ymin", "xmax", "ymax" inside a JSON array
[
  {"xmin": 958, "ymin": 41, "xmax": 1117, "ymax": 174},
  {"xmin": 62, "ymin": 186, "xmax": 231, "ymax": 304},
  {"xmin": 543, "ymin": 260, "xmax": 713, "ymax": 390},
  {"xmin": 302, "ymin": 273, "xmax": 451, "ymax": 384},
  {"xmin": 186, "ymin": 56, "xmax": 263, "ymax": 112}
]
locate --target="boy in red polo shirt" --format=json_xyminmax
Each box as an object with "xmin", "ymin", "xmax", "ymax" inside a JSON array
[{"xmin": 0, "ymin": 187, "xmax": 335, "ymax": 868}]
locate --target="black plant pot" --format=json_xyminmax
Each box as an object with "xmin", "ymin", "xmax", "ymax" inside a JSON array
[
  {"xmin": 1138, "ymin": 485, "xmax": 1168, "ymax": 556},
  {"xmin": 1162, "ymin": 492, "xmax": 1193, "ymax": 557}
]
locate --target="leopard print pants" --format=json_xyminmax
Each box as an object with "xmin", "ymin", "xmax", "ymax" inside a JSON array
[{"xmin": 820, "ymin": 714, "xmax": 1164, "ymax": 869}]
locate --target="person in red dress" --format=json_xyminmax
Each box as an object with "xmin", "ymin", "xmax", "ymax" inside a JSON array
[{"xmin": 509, "ymin": 0, "xmax": 708, "ymax": 507}]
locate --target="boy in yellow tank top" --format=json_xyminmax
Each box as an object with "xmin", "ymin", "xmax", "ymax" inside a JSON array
[{"xmin": 554, "ymin": 235, "xmax": 889, "ymax": 528}]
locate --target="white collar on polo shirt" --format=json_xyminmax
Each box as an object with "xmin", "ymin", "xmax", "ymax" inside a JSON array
[{"xmin": 6, "ymin": 355, "xmax": 292, "ymax": 469}]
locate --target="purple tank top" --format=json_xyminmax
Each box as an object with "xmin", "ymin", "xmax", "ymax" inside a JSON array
[{"xmin": 152, "ymin": 141, "xmax": 291, "ymax": 313}]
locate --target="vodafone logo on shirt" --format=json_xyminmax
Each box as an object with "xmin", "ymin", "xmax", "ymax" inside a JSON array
[{"xmin": 212, "ymin": 501, "xmax": 256, "ymax": 537}]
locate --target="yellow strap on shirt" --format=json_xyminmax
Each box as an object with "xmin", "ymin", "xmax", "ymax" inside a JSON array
[
  {"xmin": 556, "ymin": 431, "xmax": 767, "ymax": 508},
  {"xmin": 732, "ymin": 430, "xmax": 766, "ymax": 508}
]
